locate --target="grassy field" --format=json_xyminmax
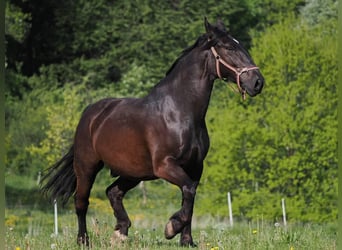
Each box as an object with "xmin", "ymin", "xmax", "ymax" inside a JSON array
[
  {"xmin": 5, "ymin": 175, "xmax": 337, "ymax": 250},
  {"xmin": 5, "ymin": 204, "xmax": 337, "ymax": 250}
]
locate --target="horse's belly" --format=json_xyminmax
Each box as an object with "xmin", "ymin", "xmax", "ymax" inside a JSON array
[{"xmin": 94, "ymin": 125, "xmax": 154, "ymax": 178}]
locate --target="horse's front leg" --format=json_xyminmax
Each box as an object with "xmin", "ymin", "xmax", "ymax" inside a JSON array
[
  {"xmin": 154, "ymin": 157, "xmax": 199, "ymax": 246},
  {"xmin": 179, "ymin": 180, "xmax": 201, "ymax": 246},
  {"xmin": 179, "ymin": 164, "xmax": 203, "ymax": 246},
  {"xmin": 165, "ymin": 183, "xmax": 198, "ymax": 247}
]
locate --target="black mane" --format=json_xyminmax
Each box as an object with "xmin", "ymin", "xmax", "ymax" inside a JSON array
[{"xmin": 165, "ymin": 34, "xmax": 209, "ymax": 76}]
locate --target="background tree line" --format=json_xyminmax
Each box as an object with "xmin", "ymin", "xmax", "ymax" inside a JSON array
[{"xmin": 5, "ymin": 0, "xmax": 337, "ymax": 222}]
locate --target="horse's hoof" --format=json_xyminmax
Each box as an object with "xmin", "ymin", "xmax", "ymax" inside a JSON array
[
  {"xmin": 180, "ymin": 240, "xmax": 197, "ymax": 247},
  {"xmin": 165, "ymin": 220, "xmax": 176, "ymax": 239},
  {"xmin": 112, "ymin": 230, "xmax": 128, "ymax": 241},
  {"xmin": 77, "ymin": 236, "xmax": 89, "ymax": 246},
  {"xmin": 180, "ymin": 234, "xmax": 196, "ymax": 247}
]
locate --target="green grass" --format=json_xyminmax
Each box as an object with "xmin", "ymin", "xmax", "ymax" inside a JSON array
[
  {"xmin": 5, "ymin": 206, "xmax": 336, "ymax": 250},
  {"xmin": 5, "ymin": 175, "xmax": 337, "ymax": 249}
]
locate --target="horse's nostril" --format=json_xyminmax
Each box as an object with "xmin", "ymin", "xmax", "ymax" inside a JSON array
[{"xmin": 254, "ymin": 79, "xmax": 263, "ymax": 92}]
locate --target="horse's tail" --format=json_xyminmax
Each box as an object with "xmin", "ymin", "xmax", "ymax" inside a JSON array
[{"xmin": 41, "ymin": 145, "xmax": 76, "ymax": 206}]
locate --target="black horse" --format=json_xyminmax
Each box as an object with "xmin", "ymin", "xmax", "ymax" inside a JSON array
[{"xmin": 42, "ymin": 18, "xmax": 264, "ymax": 247}]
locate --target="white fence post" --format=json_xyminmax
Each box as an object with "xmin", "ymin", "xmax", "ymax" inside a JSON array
[
  {"xmin": 281, "ymin": 198, "xmax": 287, "ymax": 227},
  {"xmin": 227, "ymin": 192, "xmax": 233, "ymax": 227},
  {"xmin": 54, "ymin": 199, "xmax": 58, "ymax": 236},
  {"xmin": 37, "ymin": 171, "xmax": 41, "ymax": 185}
]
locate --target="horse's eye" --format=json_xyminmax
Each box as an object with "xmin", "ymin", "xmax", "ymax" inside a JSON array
[{"xmin": 226, "ymin": 46, "xmax": 236, "ymax": 51}]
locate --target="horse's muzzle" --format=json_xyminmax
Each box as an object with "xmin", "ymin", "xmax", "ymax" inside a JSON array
[{"xmin": 254, "ymin": 78, "xmax": 264, "ymax": 93}]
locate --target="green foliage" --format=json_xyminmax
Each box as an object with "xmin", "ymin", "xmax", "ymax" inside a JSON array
[
  {"xmin": 199, "ymin": 15, "xmax": 337, "ymax": 222},
  {"xmin": 6, "ymin": 87, "xmax": 51, "ymax": 176},
  {"xmin": 6, "ymin": 61, "xmax": 156, "ymax": 177},
  {"xmin": 300, "ymin": 0, "xmax": 338, "ymax": 26},
  {"xmin": 246, "ymin": 0, "xmax": 306, "ymax": 30},
  {"xmin": 5, "ymin": 0, "xmax": 262, "ymax": 82},
  {"xmin": 5, "ymin": 0, "xmax": 337, "ymax": 223},
  {"xmin": 5, "ymin": 2, "xmax": 31, "ymax": 42},
  {"xmin": 27, "ymin": 85, "xmax": 86, "ymax": 168}
]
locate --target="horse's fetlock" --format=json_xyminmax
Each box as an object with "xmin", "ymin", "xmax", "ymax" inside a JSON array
[
  {"xmin": 180, "ymin": 235, "xmax": 195, "ymax": 247},
  {"xmin": 77, "ymin": 234, "xmax": 89, "ymax": 246}
]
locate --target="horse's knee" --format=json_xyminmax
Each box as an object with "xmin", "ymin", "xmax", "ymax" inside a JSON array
[
  {"xmin": 182, "ymin": 183, "xmax": 197, "ymax": 197},
  {"xmin": 106, "ymin": 184, "xmax": 122, "ymax": 200},
  {"xmin": 106, "ymin": 184, "xmax": 115, "ymax": 196}
]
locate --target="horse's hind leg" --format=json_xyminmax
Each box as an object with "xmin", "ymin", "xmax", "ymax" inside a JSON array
[
  {"xmin": 74, "ymin": 157, "xmax": 103, "ymax": 246},
  {"xmin": 106, "ymin": 177, "xmax": 140, "ymax": 240}
]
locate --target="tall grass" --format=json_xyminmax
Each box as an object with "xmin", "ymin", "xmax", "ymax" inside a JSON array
[
  {"xmin": 5, "ymin": 175, "xmax": 337, "ymax": 249},
  {"xmin": 5, "ymin": 206, "xmax": 336, "ymax": 250}
]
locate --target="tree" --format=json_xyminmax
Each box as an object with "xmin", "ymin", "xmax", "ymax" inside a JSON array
[
  {"xmin": 5, "ymin": 0, "xmax": 263, "ymax": 95},
  {"xmin": 5, "ymin": 0, "xmax": 269, "ymax": 175},
  {"xmin": 198, "ymin": 14, "xmax": 337, "ymax": 222},
  {"xmin": 300, "ymin": 0, "xmax": 338, "ymax": 26},
  {"xmin": 5, "ymin": 0, "xmax": 337, "ymax": 222},
  {"xmin": 245, "ymin": 0, "xmax": 306, "ymax": 30}
]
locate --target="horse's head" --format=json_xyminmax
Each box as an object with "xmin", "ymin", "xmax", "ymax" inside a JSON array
[{"xmin": 204, "ymin": 18, "xmax": 264, "ymax": 98}]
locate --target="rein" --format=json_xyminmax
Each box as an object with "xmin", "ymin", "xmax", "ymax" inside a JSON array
[{"xmin": 210, "ymin": 47, "xmax": 259, "ymax": 100}]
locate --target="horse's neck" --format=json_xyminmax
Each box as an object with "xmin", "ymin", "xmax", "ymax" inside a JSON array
[{"xmin": 148, "ymin": 50, "xmax": 215, "ymax": 120}]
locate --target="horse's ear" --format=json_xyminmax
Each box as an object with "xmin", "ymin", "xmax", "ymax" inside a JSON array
[
  {"xmin": 204, "ymin": 17, "xmax": 214, "ymax": 35},
  {"xmin": 203, "ymin": 17, "xmax": 218, "ymax": 49}
]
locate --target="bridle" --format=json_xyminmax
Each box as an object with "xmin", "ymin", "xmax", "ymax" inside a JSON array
[{"xmin": 210, "ymin": 46, "xmax": 259, "ymax": 100}]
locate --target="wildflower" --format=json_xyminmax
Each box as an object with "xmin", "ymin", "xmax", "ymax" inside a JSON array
[
  {"xmin": 210, "ymin": 247, "xmax": 219, "ymax": 250},
  {"xmin": 15, "ymin": 247, "xmax": 21, "ymax": 250},
  {"xmin": 290, "ymin": 247, "xmax": 294, "ymax": 250},
  {"xmin": 252, "ymin": 229, "xmax": 258, "ymax": 234}
]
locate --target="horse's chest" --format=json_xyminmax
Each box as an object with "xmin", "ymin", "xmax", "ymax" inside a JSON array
[{"xmin": 175, "ymin": 128, "xmax": 209, "ymax": 165}]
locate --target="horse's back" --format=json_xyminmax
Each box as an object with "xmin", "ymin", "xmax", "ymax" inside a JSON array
[{"xmin": 75, "ymin": 97, "xmax": 123, "ymax": 140}]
